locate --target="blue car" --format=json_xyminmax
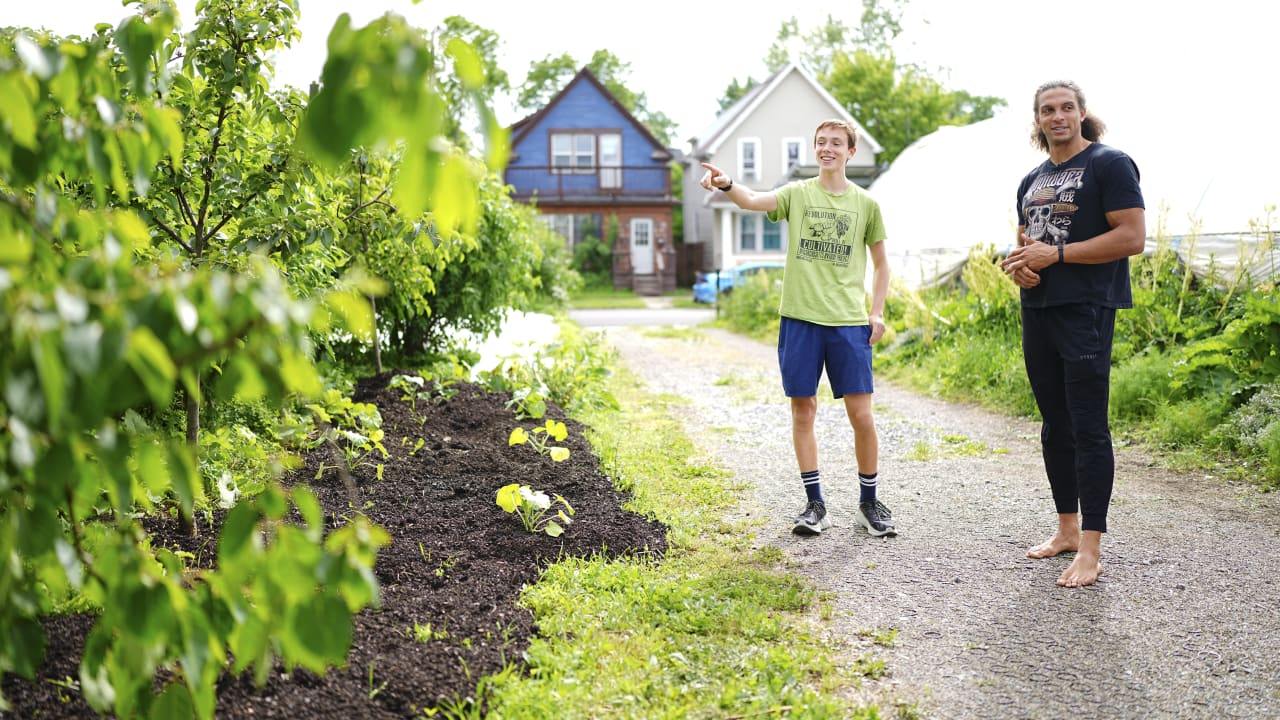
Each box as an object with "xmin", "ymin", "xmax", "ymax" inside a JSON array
[{"xmin": 692, "ymin": 261, "xmax": 786, "ymax": 303}]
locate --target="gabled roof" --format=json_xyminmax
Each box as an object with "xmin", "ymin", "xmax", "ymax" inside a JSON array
[
  {"xmin": 686, "ymin": 62, "xmax": 883, "ymax": 159},
  {"xmin": 508, "ymin": 66, "xmax": 672, "ymax": 161}
]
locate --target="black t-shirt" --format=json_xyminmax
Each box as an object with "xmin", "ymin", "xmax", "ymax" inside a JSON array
[{"xmin": 1015, "ymin": 142, "xmax": 1145, "ymax": 309}]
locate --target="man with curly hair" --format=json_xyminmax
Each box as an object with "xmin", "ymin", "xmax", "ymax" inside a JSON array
[{"xmin": 1001, "ymin": 81, "xmax": 1146, "ymax": 587}]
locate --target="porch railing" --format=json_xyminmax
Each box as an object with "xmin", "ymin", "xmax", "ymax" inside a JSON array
[{"xmin": 504, "ymin": 165, "xmax": 672, "ymax": 202}]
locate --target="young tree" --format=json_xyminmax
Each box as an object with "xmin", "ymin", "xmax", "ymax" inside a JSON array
[
  {"xmin": 0, "ymin": 9, "xmax": 387, "ymax": 717},
  {"xmin": 0, "ymin": 2, "xmax": 511, "ymax": 716},
  {"xmin": 124, "ymin": 0, "xmax": 308, "ymax": 537}
]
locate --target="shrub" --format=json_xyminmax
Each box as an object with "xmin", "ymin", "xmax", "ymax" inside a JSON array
[
  {"xmin": 1110, "ymin": 350, "xmax": 1176, "ymax": 424},
  {"xmin": 572, "ymin": 234, "xmax": 613, "ymax": 288},
  {"xmin": 720, "ymin": 268, "xmax": 782, "ymax": 341},
  {"xmin": 1212, "ymin": 384, "xmax": 1280, "ymax": 487}
]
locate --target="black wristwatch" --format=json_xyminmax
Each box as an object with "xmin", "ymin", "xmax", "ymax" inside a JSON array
[
  {"xmin": 1058, "ymin": 244, "xmax": 1065, "ymax": 264},
  {"xmin": 720, "ymin": 181, "xmax": 733, "ymax": 192}
]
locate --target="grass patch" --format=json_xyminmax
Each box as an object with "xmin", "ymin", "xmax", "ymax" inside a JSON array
[
  {"xmin": 570, "ymin": 285, "xmax": 647, "ymax": 309},
  {"xmin": 665, "ymin": 290, "xmax": 705, "ymax": 309},
  {"xmin": 476, "ymin": 365, "xmax": 884, "ymax": 719},
  {"xmin": 903, "ymin": 433, "xmax": 1006, "ymax": 462}
]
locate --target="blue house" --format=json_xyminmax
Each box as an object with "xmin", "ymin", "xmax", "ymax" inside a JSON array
[{"xmin": 505, "ymin": 67, "xmax": 677, "ymax": 294}]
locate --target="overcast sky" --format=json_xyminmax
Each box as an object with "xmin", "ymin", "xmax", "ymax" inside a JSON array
[{"xmin": 8, "ymin": 0, "xmax": 1278, "ymax": 149}]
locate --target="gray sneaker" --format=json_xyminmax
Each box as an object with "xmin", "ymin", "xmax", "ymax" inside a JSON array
[
  {"xmin": 856, "ymin": 499, "xmax": 897, "ymax": 537},
  {"xmin": 792, "ymin": 500, "xmax": 832, "ymax": 536}
]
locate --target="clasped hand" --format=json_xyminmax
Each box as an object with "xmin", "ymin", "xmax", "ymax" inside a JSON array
[{"xmin": 1000, "ymin": 234, "xmax": 1053, "ymax": 288}]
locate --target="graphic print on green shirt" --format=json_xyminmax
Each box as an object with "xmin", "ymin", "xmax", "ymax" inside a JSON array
[{"xmin": 797, "ymin": 207, "xmax": 855, "ymax": 266}]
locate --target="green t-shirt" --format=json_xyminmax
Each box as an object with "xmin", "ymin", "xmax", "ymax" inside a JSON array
[{"xmin": 767, "ymin": 177, "xmax": 887, "ymax": 326}]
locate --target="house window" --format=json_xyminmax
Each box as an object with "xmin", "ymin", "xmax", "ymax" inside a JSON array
[
  {"xmin": 542, "ymin": 213, "xmax": 604, "ymax": 249},
  {"xmin": 543, "ymin": 214, "xmax": 573, "ymax": 244},
  {"xmin": 599, "ymin": 133, "xmax": 622, "ymax": 189},
  {"xmin": 738, "ymin": 138, "xmax": 760, "ymax": 182},
  {"xmin": 763, "ymin": 217, "xmax": 783, "ymax": 251},
  {"xmin": 736, "ymin": 216, "xmax": 783, "ymax": 253},
  {"xmin": 550, "ymin": 132, "xmax": 596, "ymax": 174},
  {"xmin": 739, "ymin": 214, "xmax": 757, "ymax": 252},
  {"xmin": 782, "ymin": 137, "xmax": 804, "ymax": 174}
]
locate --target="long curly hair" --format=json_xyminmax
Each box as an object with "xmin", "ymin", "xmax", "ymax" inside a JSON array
[{"xmin": 1030, "ymin": 80, "xmax": 1107, "ymax": 152}]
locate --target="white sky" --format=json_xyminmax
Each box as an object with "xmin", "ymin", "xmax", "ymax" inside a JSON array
[{"xmin": 7, "ymin": 0, "xmax": 1279, "ymax": 150}]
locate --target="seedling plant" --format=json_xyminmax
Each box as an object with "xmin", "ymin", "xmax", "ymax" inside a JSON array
[
  {"xmin": 495, "ymin": 483, "xmax": 574, "ymax": 537},
  {"xmin": 508, "ymin": 419, "xmax": 570, "ymax": 462}
]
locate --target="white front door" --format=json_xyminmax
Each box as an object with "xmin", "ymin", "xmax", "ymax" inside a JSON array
[{"xmin": 630, "ymin": 218, "xmax": 654, "ymax": 274}]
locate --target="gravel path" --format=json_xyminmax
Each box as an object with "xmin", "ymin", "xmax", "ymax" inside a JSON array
[{"xmin": 597, "ymin": 323, "xmax": 1280, "ymax": 720}]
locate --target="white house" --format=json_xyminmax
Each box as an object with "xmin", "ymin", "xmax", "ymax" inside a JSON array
[{"xmin": 681, "ymin": 62, "xmax": 883, "ymax": 272}]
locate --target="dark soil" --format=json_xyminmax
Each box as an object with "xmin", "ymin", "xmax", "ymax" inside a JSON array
[{"xmin": 2, "ymin": 372, "xmax": 668, "ymax": 718}]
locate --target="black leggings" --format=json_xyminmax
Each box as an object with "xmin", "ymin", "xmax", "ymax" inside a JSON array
[{"xmin": 1021, "ymin": 304, "xmax": 1116, "ymax": 533}]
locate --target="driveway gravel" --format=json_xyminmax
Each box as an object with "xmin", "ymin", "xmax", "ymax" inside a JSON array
[{"xmin": 598, "ymin": 323, "xmax": 1280, "ymax": 720}]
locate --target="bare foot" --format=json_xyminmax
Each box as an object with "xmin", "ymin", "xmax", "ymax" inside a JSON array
[
  {"xmin": 1025, "ymin": 533, "xmax": 1079, "ymax": 559},
  {"xmin": 1057, "ymin": 555, "xmax": 1103, "ymax": 588}
]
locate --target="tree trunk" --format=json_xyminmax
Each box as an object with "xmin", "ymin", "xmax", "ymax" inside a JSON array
[{"xmin": 180, "ymin": 381, "xmax": 200, "ymax": 537}]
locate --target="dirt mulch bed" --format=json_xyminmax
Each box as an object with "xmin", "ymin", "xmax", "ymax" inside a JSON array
[{"xmin": 2, "ymin": 373, "xmax": 668, "ymax": 718}]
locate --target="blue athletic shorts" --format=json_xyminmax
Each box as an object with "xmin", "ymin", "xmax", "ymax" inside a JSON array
[{"xmin": 777, "ymin": 317, "xmax": 874, "ymax": 398}]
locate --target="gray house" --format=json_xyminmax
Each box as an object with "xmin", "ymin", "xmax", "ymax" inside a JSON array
[{"xmin": 681, "ymin": 62, "xmax": 883, "ymax": 272}]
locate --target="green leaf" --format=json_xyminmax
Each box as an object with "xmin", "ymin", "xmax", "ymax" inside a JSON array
[
  {"xmin": 135, "ymin": 440, "xmax": 170, "ymax": 499},
  {"xmin": 495, "ymin": 483, "xmax": 520, "ymax": 513},
  {"xmin": 229, "ymin": 611, "xmax": 267, "ymax": 675},
  {"xmin": 281, "ymin": 594, "xmax": 351, "ymax": 673},
  {"xmin": 324, "ymin": 289, "xmax": 373, "ymax": 341},
  {"xmin": 219, "ymin": 354, "xmax": 267, "ymax": 403},
  {"xmin": 125, "ymin": 327, "xmax": 176, "ymax": 409},
  {"xmin": 178, "ymin": 611, "xmax": 216, "ymax": 717},
  {"xmin": 279, "ymin": 346, "xmax": 322, "ymax": 398},
  {"xmin": 166, "ymin": 441, "xmax": 200, "ymax": 519},
  {"xmin": 0, "ymin": 616, "xmax": 46, "ymax": 678},
  {"xmin": 149, "ymin": 682, "xmax": 195, "ymax": 720},
  {"xmin": 218, "ymin": 503, "xmax": 262, "ymax": 569},
  {"xmin": 17, "ymin": 498, "xmax": 59, "ymax": 557},
  {"xmin": 428, "ymin": 153, "xmax": 479, "ymax": 235},
  {"xmin": 149, "ymin": 107, "xmax": 185, "ymax": 172},
  {"xmin": 0, "ymin": 72, "xmax": 38, "ymax": 149},
  {"xmin": 0, "ymin": 232, "xmax": 33, "ymax": 264},
  {"xmin": 120, "ymin": 583, "xmax": 173, "ymax": 642},
  {"xmin": 33, "ymin": 332, "xmax": 67, "ymax": 431},
  {"xmin": 445, "ymin": 37, "xmax": 484, "ymax": 89},
  {"xmin": 292, "ymin": 486, "xmax": 323, "ymax": 540},
  {"xmin": 258, "ymin": 485, "xmax": 288, "ymax": 520},
  {"xmin": 116, "ymin": 16, "xmax": 159, "ymax": 96}
]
